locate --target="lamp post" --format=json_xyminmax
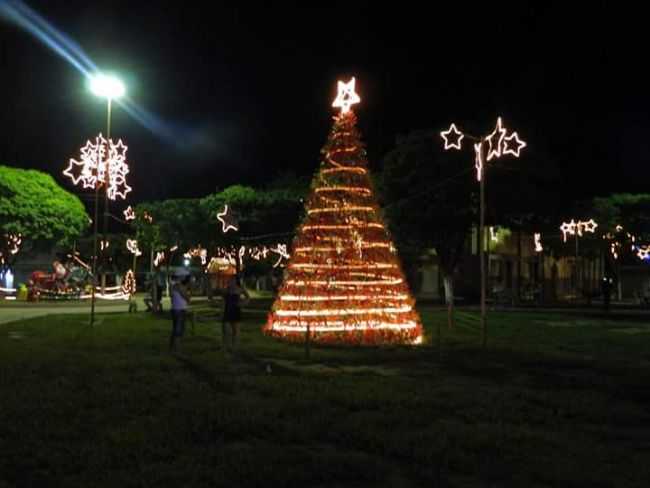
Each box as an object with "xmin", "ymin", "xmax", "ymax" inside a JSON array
[
  {"xmin": 560, "ymin": 219, "xmax": 597, "ymax": 300},
  {"xmin": 88, "ymin": 73, "xmax": 125, "ymax": 324},
  {"xmin": 440, "ymin": 118, "xmax": 526, "ymax": 347}
]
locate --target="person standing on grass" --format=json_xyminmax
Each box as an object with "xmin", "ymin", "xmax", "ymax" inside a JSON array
[
  {"xmin": 222, "ymin": 274, "xmax": 249, "ymax": 353},
  {"xmin": 169, "ymin": 275, "xmax": 191, "ymax": 353}
]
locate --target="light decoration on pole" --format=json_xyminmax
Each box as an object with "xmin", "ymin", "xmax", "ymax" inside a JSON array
[
  {"xmin": 126, "ymin": 239, "xmax": 142, "ymax": 257},
  {"xmin": 123, "ymin": 206, "xmax": 135, "ymax": 221},
  {"xmin": 560, "ymin": 219, "xmax": 597, "ymax": 242},
  {"xmin": 63, "ymin": 134, "xmax": 132, "ymax": 200},
  {"xmin": 264, "ymin": 78, "xmax": 423, "ymax": 345},
  {"xmin": 217, "ymin": 205, "xmax": 239, "ymax": 233},
  {"xmin": 121, "ymin": 269, "xmax": 136, "ymax": 296},
  {"xmin": 534, "ymin": 233, "xmax": 543, "ymax": 252},
  {"xmin": 440, "ymin": 116, "xmax": 526, "ymax": 348}
]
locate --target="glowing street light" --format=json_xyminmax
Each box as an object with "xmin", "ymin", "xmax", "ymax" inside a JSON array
[{"xmin": 89, "ymin": 73, "xmax": 125, "ymax": 100}]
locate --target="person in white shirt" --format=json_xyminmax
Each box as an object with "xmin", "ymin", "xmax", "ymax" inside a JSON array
[{"xmin": 169, "ymin": 275, "xmax": 190, "ymax": 352}]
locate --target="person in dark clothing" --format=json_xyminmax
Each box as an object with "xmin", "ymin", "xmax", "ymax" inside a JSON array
[
  {"xmin": 601, "ymin": 276, "xmax": 613, "ymax": 312},
  {"xmin": 222, "ymin": 274, "xmax": 249, "ymax": 352}
]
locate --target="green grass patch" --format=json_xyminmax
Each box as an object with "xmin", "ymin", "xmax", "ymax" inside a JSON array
[{"xmin": 1, "ymin": 305, "xmax": 649, "ymax": 487}]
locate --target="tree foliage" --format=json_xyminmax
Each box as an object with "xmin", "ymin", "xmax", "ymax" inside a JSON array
[
  {"xmin": 379, "ymin": 130, "xmax": 476, "ymax": 282},
  {"xmin": 0, "ymin": 165, "xmax": 89, "ymax": 250}
]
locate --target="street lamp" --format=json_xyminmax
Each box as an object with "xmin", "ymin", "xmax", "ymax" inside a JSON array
[
  {"xmin": 89, "ymin": 73, "xmax": 125, "ymax": 324},
  {"xmin": 440, "ymin": 118, "xmax": 526, "ymax": 348}
]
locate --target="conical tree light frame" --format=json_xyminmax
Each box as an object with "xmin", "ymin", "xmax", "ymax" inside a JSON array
[{"xmin": 264, "ymin": 78, "xmax": 423, "ymax": 345}]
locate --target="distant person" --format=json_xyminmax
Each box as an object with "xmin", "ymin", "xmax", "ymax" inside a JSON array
[
  {"xmin": 601, "ymin": 276, "xmax": 613, "ymax": 312},
  {"xmin": 144, "ymin": 271, "xmax": 165, "ymax": 312},
  {"xmin": 169, "ymin": 275, "xmax": 191, "ymax": 353},
  {"xmin": 222, "ymin": 274, "xmax": 250, "ymax": 353}
]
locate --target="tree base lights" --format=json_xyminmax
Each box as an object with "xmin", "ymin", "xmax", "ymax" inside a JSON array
[{"xmin": 264, "ymin": 79, "xmax": 423, "ymax": 346}]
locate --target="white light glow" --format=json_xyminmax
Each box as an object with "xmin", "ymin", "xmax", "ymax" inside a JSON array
[
  {"xmin": 332, "ymin": 77, "xmax": 361, "ymax": 114},
  {"xmin": 89, "ymin": 73, "xmax": 125, "ymax": 99}
]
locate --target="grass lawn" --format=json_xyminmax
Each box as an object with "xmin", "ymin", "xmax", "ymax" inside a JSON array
[{"xmin": 1, "ymin": 304, "xmax": 649, "ymax": 487}]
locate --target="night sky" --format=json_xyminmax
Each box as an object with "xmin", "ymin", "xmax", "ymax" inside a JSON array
[{"xmin": 1, "ymin": 2, "xmax": 648, "ymax": 205}]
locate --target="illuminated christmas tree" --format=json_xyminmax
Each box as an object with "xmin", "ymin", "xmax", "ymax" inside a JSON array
[{"xmin": 264, "ymin": 78, "xmax": 423, "ymax": 345}]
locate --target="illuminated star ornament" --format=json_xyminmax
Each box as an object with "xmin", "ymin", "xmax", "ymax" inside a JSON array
[
  {"xmin": 63, "ymin": 133, "xmax": 132, "ymax": 200},
  {"xmin": 441, "ymin": 117, "xmax": 526, "ymax": 181},
  {"xmin": 123, "ymin": 206, "xmax": 135, "ymax": 221},
  {"xmin": 217, "ymin": 205, "xmax": 239, "ymax": 233},
  {"xmin": 560, "ymin": 220, "xmax": 577, "ymax": 242},
  {"xmin": 440, "ymin": 123, "xmax": 464, "ymax": 150},
  {"xmin": 332, "ymin": 77, "xmax": 361, "ymax": 114},
  {"xmin": 503, "ymin": 131, "xmax": 527, "ymax": 157},
  {"xmin": 485, "ymin": 117, "xmax": 507, "ymax": 161}
]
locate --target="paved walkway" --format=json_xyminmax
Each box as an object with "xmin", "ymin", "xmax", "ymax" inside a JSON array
[{"xmin": 0, "ymin": 297, "xmax": 155, "ymax": 325}]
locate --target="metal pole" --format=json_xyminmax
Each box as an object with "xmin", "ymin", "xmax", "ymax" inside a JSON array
[
  {"xmin": 479, "ymin": 144, "xmax": 487, "ymax": 348},
  {"xmin": 575, "ymin": 233, "xmax": 579, "ymax": 302},
  {"xmin": 90, "ymin": 180, "xmax": 99, "ymax": 325},
  {"xmin": 101, "ymin": 98, "xmax": 112, "ymax": 294}
]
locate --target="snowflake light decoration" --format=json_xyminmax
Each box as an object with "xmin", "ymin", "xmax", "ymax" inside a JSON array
[
  {"xmin": 126, "ymin": 239, "xmax": 142, "ymax": 257},
  {"xmin": 63, "ymin": 133, "xmax": 131, "ymax": 200}
]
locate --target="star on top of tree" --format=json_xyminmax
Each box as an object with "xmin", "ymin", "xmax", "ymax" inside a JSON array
[
  {"xmin": 332, "ymin": 77, "xmax": 361, "ymax": 114},
  {"xmin": 217, "ymin": 204, "xmax": 239, "ymax": 233}
]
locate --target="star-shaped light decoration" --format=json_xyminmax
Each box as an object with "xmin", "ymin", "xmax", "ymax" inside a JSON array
[
  {"xmin": 270, "ymin": 244, "xmax": 290, "ymax": 268},
  {"xmin": 560, "ymin": 220, "xmax": 577, "ymax": 242},
  {"xmin": 123, "ymin": 206, "xmax": 135, "ymax": 221},
  {"xmin": 63, "ymin": 134, "xmax": 131, "ymax": 200},
  {"xmin": 126, "ymin": 239, "xmax": 142, "ymax": 257},
  {"xmin": 217, "ymin": 205, "xmax": 239, "ymax": 233},
  {"xmin": 485, "ymin": 117, "xmax": 507, "ymax": 161},
  {"xmin": 503, "ymin": 131, "xmax": 527, "ymax": 157},
  {"xmin": 332, "ymin": 77, "xmax": 361, "ymax": 114},
  {"xmin": 581, "ymin": 219, "xmax": 598, "ymax": 234},
  {"xmin": 440, "ymin": 123, "xmax": 464, "ymax": 150}
]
